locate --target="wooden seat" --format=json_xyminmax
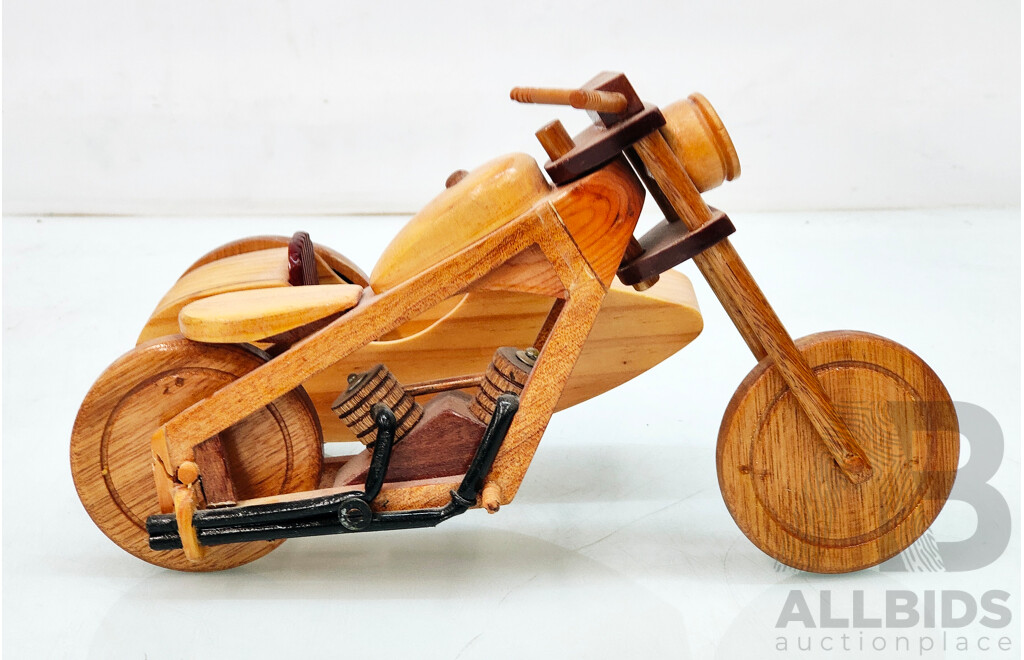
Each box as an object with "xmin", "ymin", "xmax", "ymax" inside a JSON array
[
  {"xmin": 370, "ymin": 153, "xmax": 551, "ymax": 292},
  {"xmin": 179, "ymin": 284, "xmax": 364, "ymax": 343},
  {"xmin": 139, "ymin": 247, "xmax": 349, "ymax": 343}
]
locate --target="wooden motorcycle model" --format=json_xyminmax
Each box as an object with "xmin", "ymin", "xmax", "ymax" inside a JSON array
[{"xmin": 71, "ymin": 72, "xmax": 959, "ymax": 574}]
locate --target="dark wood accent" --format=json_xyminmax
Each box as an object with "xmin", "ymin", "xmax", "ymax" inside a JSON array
[
  {"xmin": 193, "ymin": 434, "xmax": 238, "ymax": 507},
  {"xmin": 334, "ymin": 392, "xmax": 487, "ymax": 488},
  {"xmin": 287, "ymin": 231, "xmax": 320, "ymax": 287},
  {"xmin": 544, "ymin": 104, "xmax": 664, "ymax": 184},
  {"xmin": 445, "ymin": 170, "xmax": 469, "ymax": 188},
  {"xmin": 617, "ymin": 209, "xmax": 736, "ymax": 286}
]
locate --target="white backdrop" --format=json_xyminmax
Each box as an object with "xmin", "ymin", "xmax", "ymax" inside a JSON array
[{"xmin": 3, "ymin": 0, "xmax": 1020, "ymax": 216}]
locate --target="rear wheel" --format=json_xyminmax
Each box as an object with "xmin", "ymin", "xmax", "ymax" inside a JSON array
[
  {"xmin": 71, "ymin": 336, "xmax": 323, "ymax": 571},
  {"xmin": 717, "ymin": 330, "xmax": 958, "ymax": 573}
]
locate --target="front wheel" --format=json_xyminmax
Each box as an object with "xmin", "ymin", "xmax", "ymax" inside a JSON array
[
  {"xmin": 71, "ymin": 336, "xmax": 323, "ymax": 571},
  {"xmin": 717, "ymin": 330, "xmax": 958, "ymax": 573}
]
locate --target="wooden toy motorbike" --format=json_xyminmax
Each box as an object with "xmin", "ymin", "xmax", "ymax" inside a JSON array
[{"xmin": 71, "ymin": 72, "xmax": 959, "ymax": 574}]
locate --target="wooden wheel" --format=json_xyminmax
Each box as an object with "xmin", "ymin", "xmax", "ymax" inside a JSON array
[
  {"xmin": 717, "ymin": 331, "xmax": 958, "ymax": 573},
  {"xmin": 71, "ymin": 336, "xmax": 323, "ymax": 571}
]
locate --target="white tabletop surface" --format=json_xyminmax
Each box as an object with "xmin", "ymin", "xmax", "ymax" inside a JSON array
[{"xmin": 3, "ymin": 209, "xmax": 1019, "ymax": 658}]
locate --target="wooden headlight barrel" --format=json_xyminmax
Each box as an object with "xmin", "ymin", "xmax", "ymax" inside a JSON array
[{"xmin": 659, "ymin": 93, "xmax": 740, "ymax": 192}]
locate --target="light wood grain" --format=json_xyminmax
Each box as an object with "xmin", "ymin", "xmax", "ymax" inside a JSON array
[
  {"xmin": 140, "ymin": 249, "xmax": 291, "ymax": 343},
  {"xmin": 717, "ymin": 331, "xmax": 958, "ymax": 573},
  {"xmin": 173, "ymin": 485, "xmax": 206, "ymax": 562},
  {"xmin": 549, "ymin": 156, "xmax": 645, "ymax": 287},
  {"xmin": 70, "ymin": 337, "xmax": 322, "ymax": 571},
  {"xmin": 462, "ymin": 157, "xmax": 644, "ymax": 296},
  {"xmin": 140, "ymin": 246, "xmax": 357, "ymax": 344},
  {"xmin": 370, "ymin": 153, "xmax": 552, "ymax": 293},
  {"xmin": 178, "ymin": 284, "xmax": 364, "ymax": 343},
  {"xmin": 535, "ymin": 120, "xmax": 576, "ymax": 160}
]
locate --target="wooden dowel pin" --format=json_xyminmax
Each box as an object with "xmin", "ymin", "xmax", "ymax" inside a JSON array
[
  {"xmin": 535, "ymin": 120, "xmax": 575, "ymax": 161},
  {"xmin": 481, "ymin": 481, "xmax": 502, "ymax": 513},
  {"xmin": 445, "ymin": 169, "xmax": 469, "ymax": 189},
  {"xmin": 404, "ymin": 373, "xmax": 484, "ymax": 397},
  {"xmin": 511, "ymin": 87, "xmax": 628, "ymax": 114}
]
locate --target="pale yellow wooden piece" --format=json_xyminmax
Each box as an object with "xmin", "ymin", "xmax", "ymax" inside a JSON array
[
  {"xmin": 370, "ymin": 153, "xmax": 552, "ymax": 292},
  {"xmin": 141, "ymin": 249, "xmax": 290, "ymax": 342},
  {"xmin": 179, "ymin": 284, "xmax": 364, "ymax": 344},
  {"xmin": 173, "ymin": 485, "xmax": 206, "ymax": 562},
  {"xmin": 140, "ymin": 248, "xmax": 348, "ymax": 343},
  {"xmin": 481, "ymin": 482, "xmax": 502, "ymax": 513}
]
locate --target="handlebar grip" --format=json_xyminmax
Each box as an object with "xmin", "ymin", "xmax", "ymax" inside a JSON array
[{"xmin": 510, "ymin": 87, "xmax": 628, "ymax": 114}]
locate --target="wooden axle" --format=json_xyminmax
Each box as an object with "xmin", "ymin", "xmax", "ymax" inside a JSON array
[{"xmin": 403, "ymin": 373, "xmax": 484, "ymax": 397}]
